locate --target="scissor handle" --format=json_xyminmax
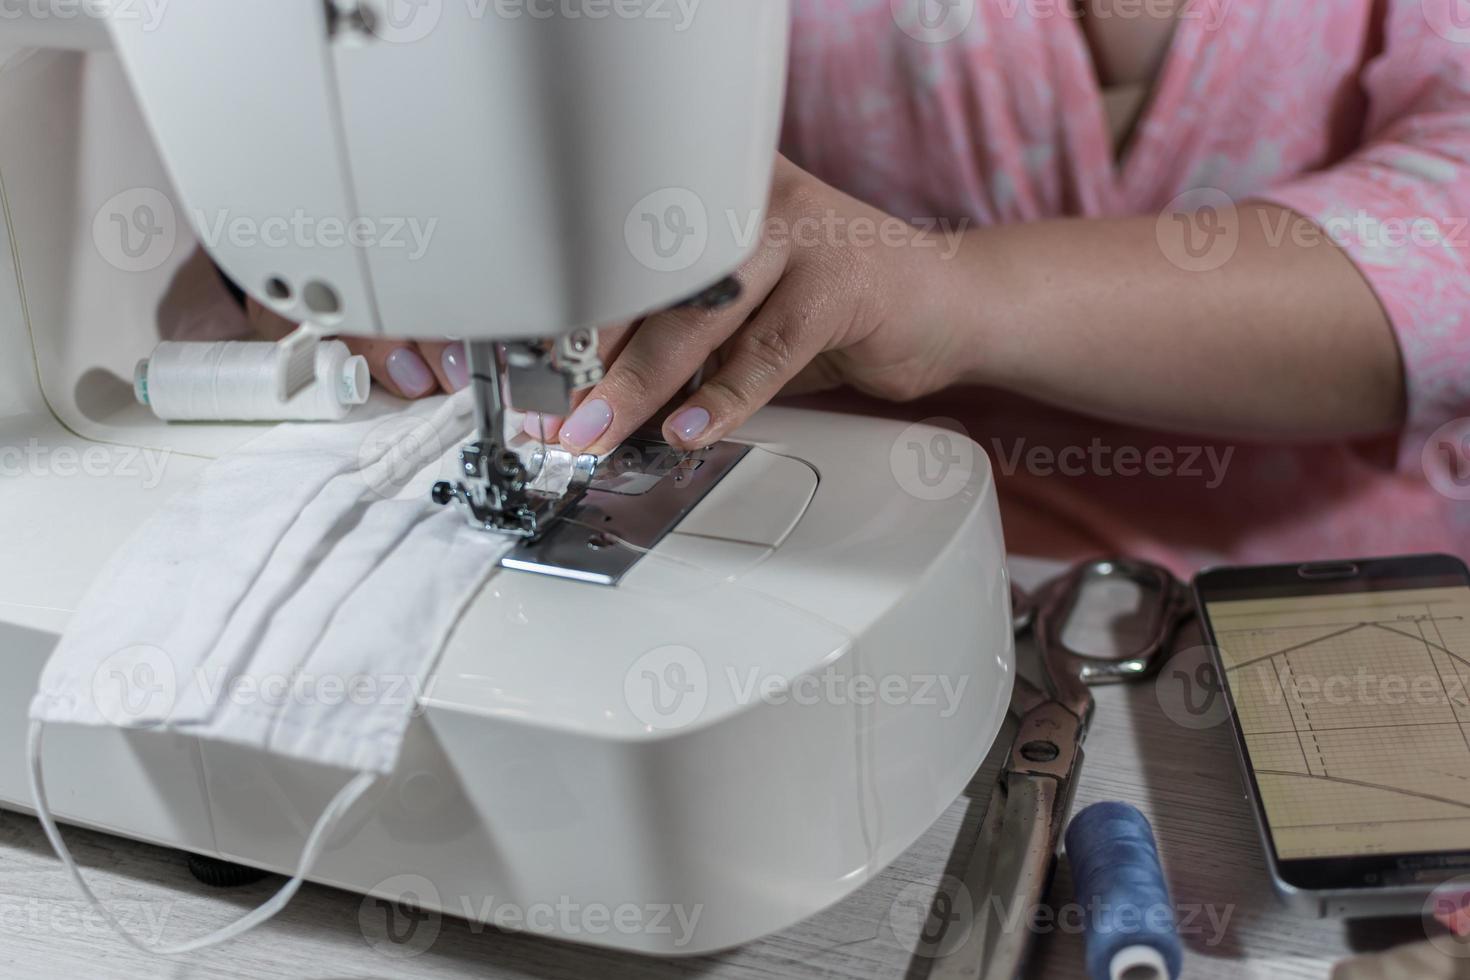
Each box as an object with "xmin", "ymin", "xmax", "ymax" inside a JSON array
[{"xmin": 1033, "ymin": 558, "xmax": 1194, "ymax": 712}]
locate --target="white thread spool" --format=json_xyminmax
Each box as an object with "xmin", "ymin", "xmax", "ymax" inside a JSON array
[{"xmin": 135, "ymin": 340, "xmax": 370, "ymax": 422}]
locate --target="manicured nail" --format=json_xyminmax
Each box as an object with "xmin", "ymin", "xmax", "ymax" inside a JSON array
[
  {"xmin": 442, "ymin": 342, "xmax": 469, "ymax": 391},
  {"xmin": 386, "ymin": 347, "xmax": 435, "ymax": 397},
  {"xmin": 523, "ymin": 412, "xmax": 565, "ymax": 439},
  {"xmin": 668, "ymin": 406, "xmax": 711, "ymax": 445},
  {"xmin": 559, "ymin": 398, "xmax": 612, "ymax": 450}
]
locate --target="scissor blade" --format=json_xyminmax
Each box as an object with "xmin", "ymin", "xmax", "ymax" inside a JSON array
[{"xmin": 926, "ymin": 771, "xmax": 1059, "ymax": 980}]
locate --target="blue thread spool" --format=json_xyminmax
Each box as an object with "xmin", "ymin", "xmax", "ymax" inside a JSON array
[{"xmin": 1064, "ymin": 802, "xmax": 1183, "ymax": 980}]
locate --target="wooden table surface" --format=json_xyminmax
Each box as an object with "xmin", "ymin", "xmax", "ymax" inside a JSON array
[{"xmin": 0, "ymin": 559, "xmax": 1434, "ymax": 980}]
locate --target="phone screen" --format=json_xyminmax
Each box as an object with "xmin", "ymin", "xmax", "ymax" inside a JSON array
[{"xmin": 1196, "ymin": 556, "xmax": 1470, "ymax": 888}]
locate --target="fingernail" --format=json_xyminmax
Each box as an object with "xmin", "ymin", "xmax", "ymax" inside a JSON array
[
  {"xmin": 559, "ymin": 398, "xmax": 612, "ymax": 450},
  {"xmin": 523, "ymin": 412, "xmax": 565, "ymax": 439},
  {"xmin": 442, "ymin": 342, "xmax": 469, "ymax": 391},
  {"xmin": 668, "ymin": 406, "xmax": 711, "ymax": 445},
  {"xmin": 386, "ymin": 347, "xmax": 435, "ymax": 397}
]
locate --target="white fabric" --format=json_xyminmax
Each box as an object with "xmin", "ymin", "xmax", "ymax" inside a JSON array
[
  {"xmin": 31, "ymin": 389, "xmax": 510, "ymax": 772},
  {"xmin": 26, "ymin": 390, "xmax": 515, "ymax": 953}
]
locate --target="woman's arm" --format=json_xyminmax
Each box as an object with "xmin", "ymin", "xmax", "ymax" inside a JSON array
[
  {"xmin": 556, "ymin": 2, "xmax": 1469, "ymax": 457},
  {"xmin": 930, "ymin": 204, "xmax": 1406, "ymax": 441},
  {"xmin": 898, "ymin": 0, "xmax": 1470, "ymax": 452},
  {"xmin": 230, "ymin": 183, "xmax": 1408, "ymax": 448},
  {"xmin": 547, "ymin": 162, "xmax": 1414, "ymax": 456}
]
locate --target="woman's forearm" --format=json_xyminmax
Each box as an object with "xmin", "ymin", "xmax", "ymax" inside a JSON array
[{"xmin": 929, "ymin": 203, "xmax": 1406, "ymax": 441}]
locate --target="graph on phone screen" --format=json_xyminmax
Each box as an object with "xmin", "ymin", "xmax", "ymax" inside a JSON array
[{"xmin": 1205, "ymin": 587, "xmax": 1470, "ymax": 860}]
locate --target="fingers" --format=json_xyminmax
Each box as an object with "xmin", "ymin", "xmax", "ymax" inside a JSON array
[
  {"xmin": 522, "ymin": 410, "xmax": 565, "ymax": 442},
  {"xmin": 556, "ymin": 248, "xmax": 790, "ymax": 455},
  {"xmin": 341, "ymin": 337, "xmax": 441, "ymax": 399},
  {"xmin": 440, "ymin": 342, "xmax": 471, "ymax": 392},
  {"xmin": 661, "ymin": 273, "xmax": 834, "ymax": 450},
  {"xmin": 244, "ymin": 297, "xmax": 466, "ymax": 399},
  {"xmin": 415, "ymin": 340, "xmax": 471, "ymax": 393},
  {"xmin": 519, "ymin": 321, "xmax": 632, "ymax": 442},
  {"xmin": 555, "ymin": 310, "xmax": 742, "ymax": 454}
]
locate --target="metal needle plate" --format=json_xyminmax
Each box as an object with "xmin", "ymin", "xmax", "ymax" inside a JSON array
[{"xmin": 500, "ymin": 437, "xmax": 751, "ymax": 586}]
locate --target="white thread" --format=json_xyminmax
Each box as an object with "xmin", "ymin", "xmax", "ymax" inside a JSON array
[
  {"xmin": 135, "ymin": 340, "xmax": 370, "ymax": 422},
  {"xmin": 26, "ymin": 719, "xmax": 378, "ymax": 955},
  {"xmin": 1111, "ymin": 944, "xmax": 1169, "ymax": 980}
]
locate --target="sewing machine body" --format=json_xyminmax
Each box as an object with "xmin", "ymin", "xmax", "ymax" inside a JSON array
[
  {"xmin": 0, "ymin": 7, "xmax": 1016, "ymax": 956},
  {"xmin": 0, "ymin": 405, "xmax": 1013, "ymax": 955}
]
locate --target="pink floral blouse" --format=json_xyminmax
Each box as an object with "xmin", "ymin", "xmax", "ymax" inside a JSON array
[{"xmin": 782, "ymin": 0, "xmax": 1470, "ymax": 574}]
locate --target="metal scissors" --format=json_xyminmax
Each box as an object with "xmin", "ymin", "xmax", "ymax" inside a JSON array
[{"xmin": 927, "ymin": 558, "xmax": 1195, "ymax": 980}]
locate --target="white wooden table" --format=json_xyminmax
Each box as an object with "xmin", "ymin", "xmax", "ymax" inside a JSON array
[{"xmin": 0, "ymin": 559, "xmax": 1423, "ymax": 979}]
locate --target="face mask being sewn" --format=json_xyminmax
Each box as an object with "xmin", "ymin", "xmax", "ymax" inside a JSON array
[{"xmin": 26, "ymin": 389, "xmax": 514, "ymax": 953}]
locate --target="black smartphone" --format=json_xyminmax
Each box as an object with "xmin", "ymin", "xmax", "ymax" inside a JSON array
[{"xmin": 1193, "ymin": 554, "xmax": 1470, "ymax": 917}]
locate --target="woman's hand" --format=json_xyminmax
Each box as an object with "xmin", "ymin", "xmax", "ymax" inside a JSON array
[
  {"xmin": 241, "ymin": 155, "xmax": 968, "ymax": 429},
  {"xmin": 525, "ymin": 155, "xmax": 969, "ymax": 455},
  {"xmin": 245, "ymin": 298, "xmax": 471, "ymax": 398}
]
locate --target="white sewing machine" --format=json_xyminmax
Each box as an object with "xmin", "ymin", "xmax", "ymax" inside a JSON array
[{"xmin": 0, "ymin": 1, "xmax": 1013, "ymax": 956}]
